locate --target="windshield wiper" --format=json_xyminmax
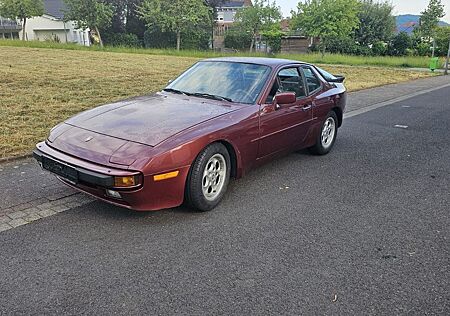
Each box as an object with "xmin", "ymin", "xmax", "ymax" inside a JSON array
[
  {"xmin": 164, "ymin": 89, "xmax": 233, "ymax": 102},
  {"xmin": 163, "ymin": 88, "xmax": 188, "ymax": 95},
  {"xmin": 189, "ymin": 92, "xmax": 233, "ymax": 102}
]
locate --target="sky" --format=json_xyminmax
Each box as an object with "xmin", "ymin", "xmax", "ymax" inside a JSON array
[{"xmin": 276, "ymin": 0, "xmax": 450, "ymax": 23}]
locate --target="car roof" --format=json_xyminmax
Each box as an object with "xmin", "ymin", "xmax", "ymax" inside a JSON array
[{"xmin": 201, "ymin": 57, "xmax": 309, "ymax": 67}]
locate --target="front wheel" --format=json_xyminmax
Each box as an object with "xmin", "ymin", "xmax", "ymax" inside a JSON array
[
  {"xmin": 309, "ymin": 111, "xmax": 338, "ymax": 155},
  {"xmin": 185, "ymin": 143, "xmax": 231, "ymax": 211}
]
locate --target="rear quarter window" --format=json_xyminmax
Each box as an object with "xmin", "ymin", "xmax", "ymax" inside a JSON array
[{"xmin": 302, "ymin": 67, "xmax": 321, "ymax": 94}]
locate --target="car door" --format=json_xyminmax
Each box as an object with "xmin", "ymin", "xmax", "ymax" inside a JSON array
[
  {"xmin": 300, "ymin": 65, "xmax": 335, "ymax": 123},
  {"xmin": 257, "ymin": 66, "xmax": 313, "ymax": 159}
]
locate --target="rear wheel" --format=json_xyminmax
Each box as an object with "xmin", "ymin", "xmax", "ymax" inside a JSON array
[
  {"xmin": 309, "ymin": 111, "xmax": 338, "ymax": 155},
  {"xmin": 185, "ymin": 143, "xmax": 231, "ymax": 211}
]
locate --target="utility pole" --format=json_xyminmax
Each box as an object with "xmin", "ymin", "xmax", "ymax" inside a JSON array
[
  {"xmin": 432, "ymin": 38, "xmax": 436, "ymax": 58},
  {"xmin": 445, "ymin": 36, "xmax": 450, "ymax": 75}
]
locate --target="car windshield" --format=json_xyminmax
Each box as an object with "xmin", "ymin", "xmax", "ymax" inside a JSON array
[{"xmin": 165, "ymin": 61, "xmax": 272, "ymax": 104}]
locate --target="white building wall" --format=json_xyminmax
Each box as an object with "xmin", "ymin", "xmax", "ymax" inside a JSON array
[
  {"xmin": 20, "ymin": 15, "xmax": 90, "ymax": 46},
  {"xmin": 216, "ymin": 8, "xmax": 239, "ymax": 23}
]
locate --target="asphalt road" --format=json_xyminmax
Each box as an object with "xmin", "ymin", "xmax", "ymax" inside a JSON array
[{"xmin": 0, "ymin": 87, "xmax": 449, "ymax": 315}]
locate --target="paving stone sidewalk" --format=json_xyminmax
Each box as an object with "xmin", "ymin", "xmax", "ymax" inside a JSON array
[
  {"xmin": 0, "ymin": 160, "xmax": 95, "ymax": 232},
  {"xmin": 1, "ymin": 75, "xmax": 450, "ymax": 232}
]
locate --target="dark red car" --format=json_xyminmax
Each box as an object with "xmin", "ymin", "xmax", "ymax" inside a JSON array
[{"xmin": 33, "ymin": 58, "xmax": 346, "ymax": 211}]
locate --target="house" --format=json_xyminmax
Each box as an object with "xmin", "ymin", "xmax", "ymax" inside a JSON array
[
  {"xmin": 213, "ymin": 0, "xmax": 252, "ymax": 50},
  {"xmin": 215, "ymin": 0, "xmax": 253, "ymax": 24},
  {"xmin": 20, "ymin": 0, "xmax": 90, "ymax": 46},
  {"xmin": 395, "ymin": 15, "xmax": 450, "ymax": 35},
  {"xmin": 281, "ymin": 36, "xmax": 318, "ymax": 54},
  {"xmin": 0, "ymin": 16, "xmax": 22, "ymax": 39},
  {"xmin": 279, "ymin": 19, "xmax": 319, "ymax": 54}
]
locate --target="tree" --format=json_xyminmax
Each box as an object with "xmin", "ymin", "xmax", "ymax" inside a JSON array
[
  {"xmin": 98, "ymin": 0, "xmax": 146, "ymax": 46},
  {"xmin": 103, "ymin": 0, "xmax": 126, "ymax": 33},
  {"xmin": 435, "ymin": 26, "xmax": 450, "ymax": 56},
  {"xmin": 205, "ymin": 0, "xmax": 225, "ymax": 50},
  {"xmin": 206, "ymin": 0, "xmax": 225, "ymax": 13},
  {"xmin": 224, "ymin": 29, "xmax": 253, "ymax": 51},
  {"xmin": 63, "ymin": 0, "xmax": 113, "ymax": 47},
  {"xmin": 291, "ymin": 0, "xmax": 360, "ymax": 56},
  {"xmin": 0, "ymin": 0, "xmax": 44, "ymax": 41},
  {"xmin": 420, "ymin": 0, "xmax": 445, "ymax": 57},
  {"xmin": 100, "ymin": 0, "xmax": 146, "ymax": 41},
  {"xmin": 261, "ymin": 24, "xmax": 284, "ymax": 53},
  {"xmin": 388, "ymin": 32, "xmax": 412, "ymax": 56},
  {"xmin": 234, "ymin": 0, "xmax": 282, "ymax": 52},
  {"xmin": 125, "ymin": 0, "xmax": 146, "ymax": 39},
  {"xmin": 354, "ymin": 0, "xmax": 395, "ymax": 47},
  {"xmin": 138, "ymin": 0, "xmax": 211, "ymax": 51},
  {"xmin": 206, "ymin": 0, "xmax": 225, "ymax": 20}
]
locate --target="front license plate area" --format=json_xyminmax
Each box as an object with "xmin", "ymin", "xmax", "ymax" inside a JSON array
[{"xmin": 42, "ymin": 156, "xmax": 79, "ymax": 183}]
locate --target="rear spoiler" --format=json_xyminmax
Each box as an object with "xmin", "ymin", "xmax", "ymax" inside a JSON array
[{"xmin": 327, "ymin": 75, "xmax": 345, "ymax": 83}]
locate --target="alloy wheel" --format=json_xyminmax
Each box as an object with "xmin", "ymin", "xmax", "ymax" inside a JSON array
[
  {"xmin": 321, "ymin": 117, "xmax": 336, "ymax": 149},
  {"xmin": 202, "ymin": 153, "xmax": 227, "ymax": 201}
]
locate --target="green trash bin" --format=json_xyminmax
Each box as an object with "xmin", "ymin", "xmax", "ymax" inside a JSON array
[{"xmin": 430, "ymin": 57, "xmax": 439, "ymax": 71}]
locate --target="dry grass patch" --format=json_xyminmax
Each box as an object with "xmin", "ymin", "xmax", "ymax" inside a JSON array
[
  {"xmin": 321, "ymin": 65, "xmax": 436, "ymax": 91},
  {"xmin": 0, "ymin": 46, "xmax": 435, "ymax": 158},
  {"xmin": 1, "ymin": 47, "xmax": 197, "ymax": 158}
]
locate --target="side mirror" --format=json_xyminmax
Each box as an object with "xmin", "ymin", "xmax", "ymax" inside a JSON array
[{"xmin": 275, "ymin": 92, "xmax": 296, "ymax": 105}]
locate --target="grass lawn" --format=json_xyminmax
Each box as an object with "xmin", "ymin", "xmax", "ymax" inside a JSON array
[
  {"xmin": 0, "ymin": 46, "xmax": 437, "ymax": 159},
  {"xmin": 1, "ymin": 39, "xmax": 444, "ymax": 69}
]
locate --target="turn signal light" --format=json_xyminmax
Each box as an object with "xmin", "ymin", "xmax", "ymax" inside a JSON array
[
  {"xmin": 114, "ymin": 176, "xmax": 137, "ymax": 188},
  {"xmin": 153, "ymin": 171, "xmax": 179, "ymax": 181}
]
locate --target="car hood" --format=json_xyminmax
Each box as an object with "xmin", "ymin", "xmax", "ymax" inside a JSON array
[
  {"xmin": 65, "ymin": 93, "xmax": 241, "ymax": 146},
  {"xmin": 48, "ymin": 125, "xmax": 147, "ymax": 167}
]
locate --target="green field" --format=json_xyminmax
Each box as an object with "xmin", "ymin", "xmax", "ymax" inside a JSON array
[
  {"xmin": 0, "ymin": 45, "xmax": 437, "ymax": 159},
  {"xmin": 0, "ymin": 39, "xmax": 443, "ymax": 69}
]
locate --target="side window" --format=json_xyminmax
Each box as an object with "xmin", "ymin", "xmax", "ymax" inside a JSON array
[
  {"xmin": 302, "ymin": 67, "xmax": 321, "ymax": 94},
  {"xmin": 266, "ymin": 67, "xmax": 306, "ymax": 103}
]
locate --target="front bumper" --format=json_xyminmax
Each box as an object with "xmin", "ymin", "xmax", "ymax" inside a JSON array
[
  {"xmin": 34, "ymin": 150, "xmax": 118, "ymax": 188},
  {"xmin": 33, "ymin": 142, "xmax": 190, "ymax": 211}
]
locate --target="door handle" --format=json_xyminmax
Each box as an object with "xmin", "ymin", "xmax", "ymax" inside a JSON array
[{"xmin": 302, "ymin": 104, "xmax": 312, "ymax": 111}]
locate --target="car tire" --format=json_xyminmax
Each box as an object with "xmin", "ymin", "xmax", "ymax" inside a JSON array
[
  {"xmin": 309, "ymin": 111, "xmax": 338, "ymax": 155},
  {"xmin": 185, "ymin": 143, "xmax": 231, "ymax": 212}
]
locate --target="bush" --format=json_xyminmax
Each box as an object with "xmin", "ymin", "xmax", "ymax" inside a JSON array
[
  {"xmin": 261, "ymin": 28, "xmax": 283, "ymax": 54},
  {"xmin": 325, "ymin": 37, "xmax": 360, "ymax": 55},
  {"xmin": 103, "ymin": 33, "xmax": 142, "ymax": 47},
  {"xmin": 388, "ymin": 32, "xmax": 412, "ymax": 56},
  {"xmin": 144, "ymin": 26, "xmax": 210, "ymax": 50},
  {"xmin": 355, "ymin": 45, "xmax": 373, "ymax": 56},
  {"xmin": 144, "ymin": 26, "xmax": 176, "ymax": 49},
  {"xmin": 182, "ymin": 28, "xmax": 211, "ymax": 51},
  {"xmin": 44, "ymin": 34, "xmax": 61, "ymax": 43},
  {"xmin": 308, "ymin": 43, "xmax": 320, "ymax": 53},
  {"xmin": 415, "ymin": 42, "xmax": 431, "ymax": 56},
  {"xmin": 372, "ymin": 41, "xmax": 387, "ymax": 56},
  {"xmin": 224, "ymin": 29, "xmax": 252, "ymax": 51}
]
